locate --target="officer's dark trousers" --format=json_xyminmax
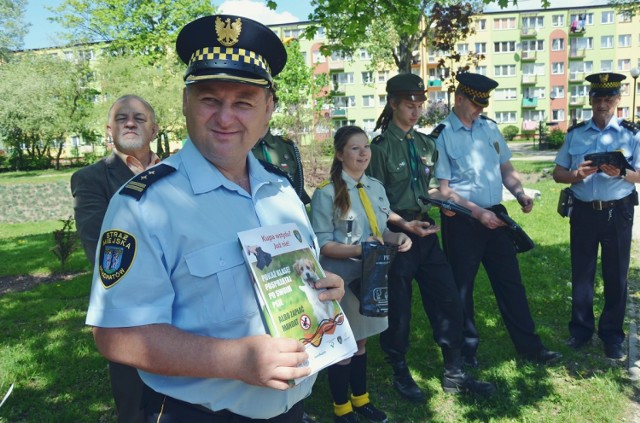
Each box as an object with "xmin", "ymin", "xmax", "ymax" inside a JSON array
[
  {"xmin": 441, "ymin": 207, "xmax": 543, "ymax": 358},
  {"xmin": 109, "ymin": 361, "xmax": 146, "ymax": 423},
  {"xmin": 569, "ymin": 200, "xmax": 633, "ymax": 346},
  {"xmin": 379, "ymin": 220, "xmax": 463, "ymax": 361}
]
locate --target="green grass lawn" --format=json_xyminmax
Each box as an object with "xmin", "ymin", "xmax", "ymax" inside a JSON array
[{"xmin": 0, "ymin": 164, "xmax": 638, "ymax": 422}]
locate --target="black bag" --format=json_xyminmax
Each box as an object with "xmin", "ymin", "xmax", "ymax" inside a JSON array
[
  {"xmin": 352, "ymin": 241, "xmax": 398, "ymax": 317},
  {"xmin": 557, "ymin": 187, "xmax": 574, "ymax": 218}
]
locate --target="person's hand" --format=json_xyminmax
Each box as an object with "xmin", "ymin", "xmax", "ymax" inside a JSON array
[
  {"xmin": 237, "ymin": 335, "xmax": 310, "ymax": 390},
  {"xmin": 314, "ymin": 271, "xmax": 345, "ymax": 302},
  {"xmin": 576, "ymin": 160, "xmax": 598, "ymax": 181},
  {"xmin": 441, "ymin": 209, "xmax": 456, "ymax": 217},
  {"xmin": 477, "ymin": 209, "xmax": 505, "ymax": 230},
  {"xmin": 405, "ymin": 220, "xmax": 440, "ymax": 237},
  {"xmin": 396, "ymin": 233, "xmax": 413, "ymax": 252},
  {"xmin": 517, "ymin": 193, "xmax": 534, "ymax": 213},
  {"xmin": 600, "ymin": 163, "xmax": 621, "ymax": 177},
  {"xmin": 366, "ymin": 235, "xmax": 384, "ymax": 244}
]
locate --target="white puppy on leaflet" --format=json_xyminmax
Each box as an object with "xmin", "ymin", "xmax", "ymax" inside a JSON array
[{"xmin": 294, "ymin": 258, "xmax": 334, "ymax": 322}]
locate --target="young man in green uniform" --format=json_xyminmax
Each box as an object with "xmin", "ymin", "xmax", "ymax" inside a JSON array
[{"xmin": 366, "ymin": 73, "xmax": 494, "ymax": 402}]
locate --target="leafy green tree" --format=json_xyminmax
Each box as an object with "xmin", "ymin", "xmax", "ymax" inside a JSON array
[
  {"xmin": 608, "ymin": 0, "xmax": 640, "ymax": 17},
  {"xmin": 0, "ymin": 53, "xmax": 98, "ymax": 170},
  {"xmin": 50, "ymin": 0, "xmax": 214, "ymax": 64},
  {"xmin": 93, "ymin": 53, "xmax": 186, "ymax": 158},
  {"xmin": 0, "ymin": 0, "xmax": 29, "ymax": 60}
]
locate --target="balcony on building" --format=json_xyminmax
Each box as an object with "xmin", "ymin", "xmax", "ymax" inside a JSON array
[
  {"xmin": 328, "ymin": 60, "xmax": 344, "ymax": 70},
  {"xmin": 521, "ymin": 75, "xmax": 537, "ymax": 84},
  {"xmin": 520, "ymin": 26, "xmax": 537, "ymax": 38},
  {"xmin": 427, "ymin": 79, "xmax": 443, "ymax": 88},
  {"xmin": 569, "ymin": 96, "xmax": 586, "ymax": 106},
  {"xmin": 330, "ymin": 108, "xmax": 347, "ymax": 118},
  {"xmin": 521, "ymin": 50, "xmax": 537, "ymax": 61},
  {"xmin": 569, "ymin": 48, "xmax": 586, "ymax": 59},
  {"xmin": 522, "ymin": 97, "xmax": 538, "ymax": 108},
  {"xmin": 569, "ymin": 72, "xmax": 585, "ymax": 83}
]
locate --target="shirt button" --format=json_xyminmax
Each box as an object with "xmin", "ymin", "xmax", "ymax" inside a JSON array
[{"xmin": 219, "ymin": 259, "xmax": 225, "ymax": 266}]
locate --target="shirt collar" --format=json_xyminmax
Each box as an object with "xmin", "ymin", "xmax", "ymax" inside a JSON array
[
  {"xmin": 113, "ymin": 148, "xmax": 160, "ymax": 175},
  {"xmin": 587, "ymin": 115, "xmax": 621, "ymax": 132},
  {"xmin": 387, "ymin": 121, "xmax": 415, "ymax": 141},
  {"xmin": 341, "ymin": 170, "xmax": 371, "ymax": 190}
]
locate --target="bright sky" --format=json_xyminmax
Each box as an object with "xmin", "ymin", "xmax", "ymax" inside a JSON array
[{"xmin": 23, "ymin": 0, "xmax": 313, "ymax": 50}]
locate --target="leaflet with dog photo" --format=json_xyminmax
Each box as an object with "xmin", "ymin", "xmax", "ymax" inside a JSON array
[{"xmin": 238, "ymin": 223, "xmax": 357, "ymax": 383}]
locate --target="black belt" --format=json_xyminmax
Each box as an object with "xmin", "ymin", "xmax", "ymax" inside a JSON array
[
  {"xmin": 574, "ymin": 194, "xmax": 633, "ymax": 211},
  {"xmin": 396, "ymin": 210, "xmax": 424, "ymax": 221}
]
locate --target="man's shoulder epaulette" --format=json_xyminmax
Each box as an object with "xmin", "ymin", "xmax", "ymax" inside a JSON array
[
  {"xmin": 567, "ymin": 121, "xmax": 587, "ymax": 133},
  {"xmin": 120, "ymin": 164, "xmax": 176, "ymax": 201},
  {"xmin": 429, "ymin": 123, "xmax": 446, "ymax": 139},
  {"xmin": 480, "ymin": 115, "xmax": 497, "ymax": 124},
  {"xmin": 260, "ymin": 159, "xmax": 293, "ymax": 183},
  {"xmin": 371, "ymin": 135, "xmax": 384, "ymax": 145},
  {"xmin": 621, "ymin": 119, "xmax": 640, "ymax": 134},
  {"xmin": 316, "ymin": 179, "xmax": 332, "ymax": 189}
]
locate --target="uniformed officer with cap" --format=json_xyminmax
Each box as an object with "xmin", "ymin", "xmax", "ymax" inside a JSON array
[
  {"xmin": 366, "ymin": 73, "xmax": 495, "ymax": 403},
  {"xmin": 85, "ymin": 14, "xmax": 345, "ymax": 422},
  {"xmin": 434, "ymin": 72, "xmax": 561, "ymax": 368},
  {"xmin": 553, "ymin": 72, "xmax": 640, "ymax": 360}
]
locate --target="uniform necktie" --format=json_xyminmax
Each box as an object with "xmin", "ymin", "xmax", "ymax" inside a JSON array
[
  {"xmin": 356, "ymin": 182, "xmax": 382, "ymax": 237},
  {"xmin": 406, "ymin": 133, "xmax": 419, "ymax": 189},
  {"xmin": 261, "ymin": 140, "xmax": 272, "ymax": 163}
]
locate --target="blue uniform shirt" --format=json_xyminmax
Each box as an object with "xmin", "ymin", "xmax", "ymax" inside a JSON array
[
  {"xmin": 554, "ymin": 116, "xmax": 640, "ymax": 202},
  {"xmin": 86, "ymin": 139, "xmax": 317, "ymax": 419},
  {"xmin": 434, "ymin": 112, "xmax": 511, "ymax": 208}
]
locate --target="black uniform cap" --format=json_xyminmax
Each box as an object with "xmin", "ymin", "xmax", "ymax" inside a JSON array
[
  {"xmin": 386, "ymin": 73, "xmax": 427, "ymax": 102},
  {"xmin": 456, "ymin": 72, "xmax": 499, "ymax": 107},
  {"xmin": 585, "ymin": 72, "xmax": 626, "ymax": 97},
  {"xmin": 176, "ymin": 14, "xmax": 287, "ymax": 88}
]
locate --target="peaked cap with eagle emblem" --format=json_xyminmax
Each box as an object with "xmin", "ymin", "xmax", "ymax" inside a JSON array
[
  {"xmin": 455, "ymin": 72, "xmax": 499, "ymax": 108},
  {"xmin": 585, "ymin": 72, "xmax": 626, "ymax": 97},
  {"xmin": 176, "ymin": 14, "xmax": 287, "ymax": 87}
]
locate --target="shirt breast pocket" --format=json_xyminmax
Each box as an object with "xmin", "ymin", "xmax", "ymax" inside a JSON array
[{"xmin": 184, "ymin": 240, "xmax": 258, "ymax": 324}]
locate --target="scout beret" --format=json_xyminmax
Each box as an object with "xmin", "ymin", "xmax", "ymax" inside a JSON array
[
  {"xmin": 456, "ymin": 72, "xmax": 499, "ymax": 107},
  {"xmin": 585, "ymin": 72, "xmax": 626, "ymax": 97},
  {"xmin": 175, "ymin": 14, "xmax": 287, "ymax": 87},
  {"xmin": 386, "ymin": 73, "xmax": 427, "ymax": 102}
]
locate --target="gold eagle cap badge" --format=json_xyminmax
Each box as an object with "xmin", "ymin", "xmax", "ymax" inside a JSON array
[
  {"xmin": 600, "ymin": 73, "xmax": 609, "ymax": 83},
  {"xmin": 215, "ymin": 17, "xmax": 242, "ymax": 47}
]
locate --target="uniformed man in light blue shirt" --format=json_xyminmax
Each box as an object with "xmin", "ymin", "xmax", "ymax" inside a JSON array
[
  {"xmin": 553, "ymin": 72, "xmax": 640, "ymax": 360},
  {"xmin": 85, "ymin": 14, "xmax": 344, "ymax": 422}
]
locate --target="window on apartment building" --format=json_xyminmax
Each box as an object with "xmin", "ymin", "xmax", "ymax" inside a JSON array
[
  {"xmin": 475, "ymin": 42, "xmax": 487, "ymax": 54},
  {"xmin": 315, "ymin": 27, "xmax": 326, "ymax": 38},
  {"xmin": 552, "ymin": 15, "xmax": 564, "ymax": 27},
  {"xmin": 619, "ymin": 10, "xmax": 632, "ymax": 23},
  {"xmin": 361, "ymin": 71, "xmax": 373, "ymax": 84},
  {"xmin": 63, "ymin": 51, "xmax": 74, "ymax": 61},
  {"xmin": 363, "ymin": 119, "xmax": 376, "ymax": 133},
  {"xmin": 551, "ymin": 85, "xmax": 565, "ymax": 98},
  {"xmin": 494, "ymin": 41, "xmax": 516, "ymax": 53},
  {"xmin": 552, "ymin": 62, "xmax": 565, "ymax": 74},
  {"xmin": 330, "ymin": 51, "xmax": 352, "ymax": 61},
  {"xmin": 333, "ymin": 96, "xmax": 356, "ymax": 108},
  {"xmin": 476, "ymin": 19, "xmax": 487, "ymax": 31},
  {"xmin": 570, "ymin": 13, "xmax": 594, "ymax": 26},
  {"xmin": 377, "ymin": 71, "xmax": 390, "ymax": 83},
  {"xmin": 601, "ymin": 11, "xmax": 614, "ymax": 24},
  {"xmin": 601, "ymin": 60, "xmax": 613, "ymax": 72},
  {"xmin": 618, "ymin": 107, "xmax": 630, "ymax": 119},
  {"xmin": 552, "ymin": 109, "xmax": 565, "ymax": 121},
  {"xmin": 522, "ymin": 16, "xmax": 543, "ymax": 29},
  {"xmin": 618, "ymin": 34, "xmax": 631, "ymax": 47},
  {"xmin": 475, "ymin": 66, "xmax": 488, "ymax": 75},
  {"xmin": 618, "ymin": 58, "xmax": 631, "ymax": 71},
  {"xmin": 332, "ymin": 72, "xmax": 354, "ymax": 85},
  {"xmin": 494, "ymin": 88, "xmax": 517, "ymax": 100},
  {"xmin": 378, "ymin": 95, "xmax": 387, "ymax": 106},
  {"xmin": 78, "ymin": 49, "xmax": 95, "ymax": 61},
  {"xmin": 522, "ymin": 63, "xmax": 545, "ymax": 76},
  {"xmin": 494, "ymin": 17, "xmax": 516, "ymax": 30},
  {"xmin": 312, "ymin": 50, "xmax": 326, "ymax": 63},
  {"xmin": 601, "ymin": 36, "xmax": 614, "ymax": 49},
  {"xmin": 457, "ymin": 43, "xmax": 469, "ymax": 54},
  {"xmin": 523, "ymin": 110, "xmax": 546, "ymax": 121},
  {"xmin": 522, "ymin": 40, "xmax": 544, "ymax": 51},
  {"xmin": 334, "ymin": 119, "xmax": 356, "ymax": 129},
  {"xmin": 494, "ymin": 65, "xmax": 516, "ymax": 77},
  {"xmin": 551, "ymin": 38, "xmax": 564, "ymax": 51},
  {"xmin": 570, "ymin": 85, "xmax": 589, "ymax": 98},
  {"xmin": 495, "ymin": 111, "xmax": 517, "ymax": 123},
  {"xmin": 362, "ymin": 95, "xmax": 375, "ymax": 107},
  {"xmin": 523, "ymin": 87, "xmax": 546, "ymax": 98},
  {"xmin": 359, "ymin": 48, "xmax": 372, "ymax": 60},
  {"xmin": 570, "ymin": 37, "xmax": 593, "ymax": 51},
  {"xmin": 284, "ymin": 28, "xmax": 302, "ymax": 38},
  {"xmin": 621, "ymin": 83, "xmax": 630, "ymax": 95}
]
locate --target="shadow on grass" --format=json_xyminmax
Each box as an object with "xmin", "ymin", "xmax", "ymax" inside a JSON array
[{"xmin": 0, "ymin": 273, "xmax": 114, "ymax": 422}]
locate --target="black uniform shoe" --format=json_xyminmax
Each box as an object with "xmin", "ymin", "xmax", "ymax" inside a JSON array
[
  {"xmin": 334, "ymin": 412, "xmax": 359, "ymax": 423},
  {"xmin": 463, "ymin": 355, "xmax": 479, "ymax": 369},
  {"xmin": 442, "ymin": 374, "xmax": 496, "ymax": 396},
  {"xmin": 604, "ymin": 343, "xmax": 625, "ymax": 360},
  {"xmin": 388, "ymin": 360, "xmax": 426, "ymax": 402},
  {"xmin": 566, "ymin": 336, "xmax": 591, "ymax": 350},
  {"xmin": 521, "ymin": 348, "xmax": 562, "ymax": 365},
  {"xmin": 353, "ymin": 403, "xmax": 388, "ymax": 423}
]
